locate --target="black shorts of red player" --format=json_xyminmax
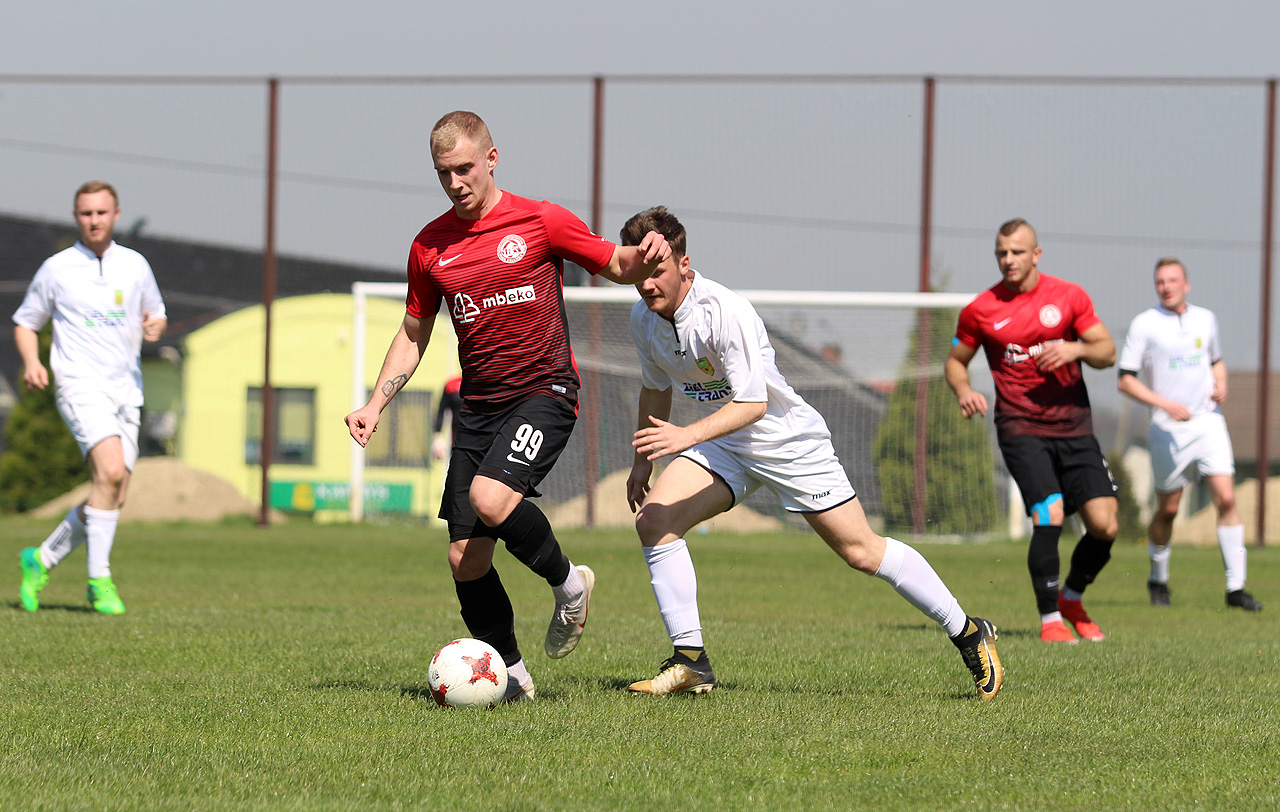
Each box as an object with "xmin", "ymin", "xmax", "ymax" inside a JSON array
[
  {"xmin": 439, "ymin": 393, "xmax": 577, "ymax": 541},
  {"xmin": 998, "ymin": 433, "xmax": 1118, "ymax": 518}
]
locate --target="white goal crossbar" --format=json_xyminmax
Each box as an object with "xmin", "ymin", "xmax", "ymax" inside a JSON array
[{"xmin": 349, "ymin": 282, "xmax": 977, "ymax": 521}]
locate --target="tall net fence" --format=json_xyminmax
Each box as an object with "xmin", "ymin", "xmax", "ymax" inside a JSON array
[{"xmin": 1, "ymin": 74, "xmax": 1275, "ymax": 536}]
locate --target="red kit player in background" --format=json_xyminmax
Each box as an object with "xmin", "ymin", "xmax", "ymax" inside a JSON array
[
  {"xmin": 346, "ymin": 111, "xmax": 671, "ymax": 700},
  {"xmin": 945, "ymin": 218, "xmax": 1119, "ymax": 644}
]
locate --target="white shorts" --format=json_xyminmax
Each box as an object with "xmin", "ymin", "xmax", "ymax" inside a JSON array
[
  {"xmin": 680, "ymin": 435, "xmax": 856, "ymax": 513},
  {"xmin": 56, "ymin": 390, "xmax": 141, "ymax": 470},
  {"xmin": 1149, "ymin": 412, "xmax": 1234, "ymax": 494}
]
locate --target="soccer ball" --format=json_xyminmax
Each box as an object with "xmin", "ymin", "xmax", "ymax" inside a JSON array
[{"xmin": 427, "ymin": 638, "xmax": 508, "ymax": 709}]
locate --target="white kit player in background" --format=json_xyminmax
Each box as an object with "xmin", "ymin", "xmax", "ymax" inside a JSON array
[
  {"xmin": 1118, "ymin": 258, "xmax": 1261, "ymax": 611},
  {"xmin": 618, "ymin": 207, "xmax": 1003, "ymax": 700},
  {"xmin": 15, "ymin": 181, "xmax": 167, "ymax": 615}
]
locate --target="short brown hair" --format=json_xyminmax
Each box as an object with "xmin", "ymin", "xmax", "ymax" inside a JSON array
[
  {"xmin": 998, "ymin": 217, "xmax": 1037, "ymax": 244},
  {"xmin": 75, "ymin": 181, "xmax": 118, "ymax": 207},
  {"xmin": 1154, "ymin": 257, "xmax": 1187, "ymax": 278},
  {"xmin": 619, "ymin": 206, "xmax": 687, "ymax": 257},
  {"xmin": 430, "ymin": 111, "xmax": 493, "ymax": 155}
]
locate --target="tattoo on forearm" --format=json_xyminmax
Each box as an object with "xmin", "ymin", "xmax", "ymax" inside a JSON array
[{"xmin": 381, "ymin": 374, "xmax": 408, "ymax": 398}]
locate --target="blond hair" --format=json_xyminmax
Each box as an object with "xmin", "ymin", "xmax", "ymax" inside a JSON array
[
  {"xmin": 75, "ymin": 181, "xmax": 118, "ymax": 207},
  {"xmin": 430, "ymin": 111, "xmax": 493, "ymax": 155}
]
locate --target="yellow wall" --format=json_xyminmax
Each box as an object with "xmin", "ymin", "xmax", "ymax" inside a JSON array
[{"xmin": 179, "ymin": 293, "xmax": 456, "ymax": 519}]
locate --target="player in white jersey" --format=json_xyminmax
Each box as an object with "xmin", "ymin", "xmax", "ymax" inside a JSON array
[
  {"xmin": 618, "ymin": 207, "xmax": 1003, "ymax": 700},
  {"xmin": 1118, "ymin": 258, "xmax": 1260, "ymax": 611},
  {"xmin": 14, "ymin": 181, "xmax": 167, "ymax": 615}
]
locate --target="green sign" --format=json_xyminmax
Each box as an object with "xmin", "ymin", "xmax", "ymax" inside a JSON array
[{"xmin": 270, "ymin": 481, "xmax": 413, "ymax": 513}]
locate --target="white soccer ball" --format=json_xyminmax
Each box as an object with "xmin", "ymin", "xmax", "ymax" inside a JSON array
[{"xmin": 427, "ymin": 638, "xmax": 508, "ymax": 709}]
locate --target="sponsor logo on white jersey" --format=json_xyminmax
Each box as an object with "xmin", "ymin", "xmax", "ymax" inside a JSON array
[{"xmin": 497, "ymin": 234, "xmax": 527, "ymax": 264}]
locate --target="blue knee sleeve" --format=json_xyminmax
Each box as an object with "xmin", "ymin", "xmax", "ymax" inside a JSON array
[{"xmin": 1030, "ymin": 494, "xmax": 1063, "ymax": 526}]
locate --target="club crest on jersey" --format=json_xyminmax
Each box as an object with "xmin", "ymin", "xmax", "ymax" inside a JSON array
[
  {"xmin": 497, "ymin": 234, "xmax": 527, "ymax": 264},
  {"xmin": 114, "ymin": 289, "xmax": 124, "ymax": 306},
  {"xmin": 1039, "ymin": 304, "xmax": 1062, "ymax": 328},
  {"xmin": 696, "ymin": 357, "xmax": 715, "ymax": 376},
  {"xmin": 453, "ymin": 293, "xmax": 480, "ymax": 324}
]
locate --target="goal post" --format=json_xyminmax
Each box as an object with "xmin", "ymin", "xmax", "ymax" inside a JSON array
[{"xmin": 351, "ymin": 282, "xmax": 1010, "ymax": 539}]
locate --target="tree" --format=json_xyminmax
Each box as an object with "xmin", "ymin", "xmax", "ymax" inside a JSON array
[
  {"xmin": 0, "ymin": 326, "xmax": 86, "ymax": 513},
  {"xmin": 873, "ymin": 306, "xmax": 999, "ymax": 535}
]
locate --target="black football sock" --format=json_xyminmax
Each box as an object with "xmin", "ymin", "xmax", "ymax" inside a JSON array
[
  {"xmin": 1027, "ymin": 525, "xmax": 1064, "ymax": 615},
  {"xmin": 454, "ymin": 566, "xmax": 521, "ymax": 667},
  {"xmin": 487, "ymin": 500, "xmax": 572, "ymax": 587},
  {"xmin": 1065, "ymin": 532, "xmax": 1115, "ymax": 595}
]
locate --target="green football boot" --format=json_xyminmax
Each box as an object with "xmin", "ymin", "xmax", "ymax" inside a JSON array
[
  {"xmin": 87, "ymin": 576, "xmax": 126, "ymax": 615},
  {"xmin": 19, "ymin": 547, "xmax": 49, "ymax": 612}
]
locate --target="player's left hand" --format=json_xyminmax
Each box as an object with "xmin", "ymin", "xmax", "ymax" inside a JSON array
[
  {"xmin": 1212, "ymin": 381, "xmax": 1228, "ymax": 404},
  {"xmin": 1034, "ymin": 340, "xmax": 1078, "ymax": 372},
  {"xmin": 633, "ymin": 415, "xmax": 691, "ymax": 461},
  {"xmin": 636, "ymin": 230, "xmax": 672, "ymax": 267},
  {"xmin": 142, "ymin": 313, "xmax": 167, "ymax": 342}
]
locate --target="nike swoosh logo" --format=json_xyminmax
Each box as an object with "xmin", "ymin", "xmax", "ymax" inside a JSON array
[
  {"xmin": 439, "ymin": 255, "xmax": 461, "ymax": 266},
  {"xmin": 505, "ymin": 454, "xmax": 530, "ymax": 466},
  {"xmin": 994, "ymin": 318, "xmax": 1012, "ymax": 330}
]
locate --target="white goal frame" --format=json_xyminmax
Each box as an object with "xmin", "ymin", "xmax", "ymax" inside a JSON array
[{"xmin": 349, "ymin": 282, "xmax": 978, "ymax": 523}]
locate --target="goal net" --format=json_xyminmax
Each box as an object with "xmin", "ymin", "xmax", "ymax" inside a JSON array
[{"xmin": 351, "ymin": 283, "xmax": 1014, "ymax": 540}]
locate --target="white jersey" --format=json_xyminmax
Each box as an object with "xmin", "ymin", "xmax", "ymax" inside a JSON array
[
  {"xmin": 12, "ymin": 241, "xmax": 165, "ymax": 406},
  {"xmin": 1118, "ymin": 303, "xmax": 1221, "ymax": 432},
  {"xmin": 630, "ymin": 270, "xmax": 831, "ymax": 454}
]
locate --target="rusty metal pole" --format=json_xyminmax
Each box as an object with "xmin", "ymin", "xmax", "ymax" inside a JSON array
[
  {"xmin": 259, "ymin": 77, "xmax": 279, "ymax": 527},
  {"xmin": 912, "ymin": 76, "xmax": 936, "ymax": 535},
  {"xmin": 583, "ymin": 76, "xmax": 606, "ymax": 529},
  {"xmin": 1256, "ymin": 78, "xmax": 1276, "ymax": 547}
]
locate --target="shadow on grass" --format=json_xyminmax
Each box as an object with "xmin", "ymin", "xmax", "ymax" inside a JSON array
[{"xmin": 5, "ymin": 599, "xmax": 96, "ymax": 614}]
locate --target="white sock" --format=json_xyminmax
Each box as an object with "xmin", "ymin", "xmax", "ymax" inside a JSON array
[
  {"xmin": 83, "ymin": 506, "xmax": 119, "ymax": 580},
  {"xmin": 41, "ymin": 506, "xmax": 88, "ymax": 569},
  {"xmin": 552, "ymin": 563, "xmax": 583, "ymax": 604},
  {"xmin": 1148, "ymin": 541, "xmax": 1172, "ymax": 584},
  {"xmin": 874, "ymin": 537, "xmax": 967, "ymax": 638},
  {"xmin": 1040, "ymin": 611, "xmax": 1064, "ymax": 625},
  {"xmin": 643, "ymin": 539, "xmax": 703, "ymax": 647},
  {"xmin": 506, "ymin": 658, "xmax": 531, "ymax": 688},
  {"xmin": 1218, "ymin": 524, "xmax": 1246, "ymax": 592}
]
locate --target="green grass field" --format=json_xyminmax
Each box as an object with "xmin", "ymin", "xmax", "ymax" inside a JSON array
[{"xmin": 2, "ymin": 517, "xmax": 1277, "ymax": 811}]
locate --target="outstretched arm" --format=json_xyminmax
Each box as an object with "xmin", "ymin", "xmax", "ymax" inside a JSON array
[
  {"xmin": 345, "ymin": 313, "xmax": 435, "ymax": 447},
  {"xmin": 596, "ymin": 230, "xmax": 672, "ymax": 285}
]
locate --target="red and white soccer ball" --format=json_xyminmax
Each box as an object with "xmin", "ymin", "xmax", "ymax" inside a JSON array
[{"xmin": 428, "ymin": 638, "xmax": 508, "ymax": 709}]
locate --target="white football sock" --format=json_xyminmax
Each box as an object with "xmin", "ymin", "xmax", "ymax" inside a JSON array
[
  {"xmin": 1040, "ymin": 611, "xmax": 1064, "ymax": 625},
  {"xmin": 643, "ymin": 539, "xmax": 703, "ymax": 647},
  {"xmin": 83, "ymin": 505, "xmax": 119, "ymax": 580},
  {"xmin": 1148, "ymin": 541, "xmax": 1172, "ymax": 584},
  {"xmin": 551, "ymin": 562, "xmax": 583, "ymax": 604},
  {"xmin": 40, "ymin": 506, "xmax": 88, "ymax": 569},
  {"xmin": 874, "ymin": 537, "xmax": 967, "ymax": 637},
  {"xmin": 1218, "ymin": 524, "xmax": 1246, "ymax": 592},
  {"xmin": 506, "ymin": 658, "xmax": 531, "ymax": 686}
]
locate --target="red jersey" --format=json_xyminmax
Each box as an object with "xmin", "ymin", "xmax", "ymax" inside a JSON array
[
  {"xmin": 955, "ymin": 272, "xmax": 1102, "ymax": 438},
  {"xmin": 406, "ymin": 193, "xmax": 616, "ymax": 412}
]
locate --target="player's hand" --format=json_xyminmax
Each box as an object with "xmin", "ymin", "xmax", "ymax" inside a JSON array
[
  {"xmin": 1163, "ymin": 400, "xmax": 1192, "ymax": 422},
  {"xmin": 636, "ymin": 230, "xmax": 672, "ymax": 267},
  {"xmin": 142, "ymin": 313, "xmax": 167, "ymax": 342},
  {"xmin": 431, "ymin": 435, "xmax": 451, "ymax": 460},
  {"xmin": 1034, "ymin": 340, "xmax": 1078, "ymax": 373},
  {"xmin": 345, "ymin": 406, "xmax": 380, "ymax": 447},
  {"xmin": 1212, "ymin": 381, "xmax": 1228, "ymax": 405},
  {"xmin": 957, "ymin": 390, "xmax": 987, "ymax": 419},
  {"xmin": 626, "ymin": 461, "xmax": 653, "ymax": 513},
  {"xmin": 21, "ymin": 363, "xmax": 49, "ymax": 391},
  {"xmin": 633, "ymin": 414, "xmax": 691, "ymax": 461}
]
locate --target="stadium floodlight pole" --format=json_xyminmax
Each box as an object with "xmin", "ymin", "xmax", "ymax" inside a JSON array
[
  {"xmin": 259, "ymin": 76, "xmax": 279, "ymax": 528},
  {"xmin": 1257, "ymin": 77, "xmax": 1276, "ymax": 548},
  {"xmin": 912, "ymin": 75, "xmax": 936, "ymax": 536}
]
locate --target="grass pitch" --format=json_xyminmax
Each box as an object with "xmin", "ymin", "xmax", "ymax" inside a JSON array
[{"xmin": 2, "ymin": 517, "xmax": 1277, "ymax": 811}]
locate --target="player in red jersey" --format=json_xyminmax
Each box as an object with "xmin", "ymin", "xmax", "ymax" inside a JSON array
[
  {"xmin": 945, "ymin": 219, "xmax": 1119, "ymax": 644},
  {"xmin": 346, "ymin": 111, "xmax": 671, "ymax": 701}
]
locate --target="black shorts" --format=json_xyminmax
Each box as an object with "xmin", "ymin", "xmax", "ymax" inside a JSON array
[
  {"xmin": 998, "ymin": 433, "xmax": 1117, "ymax": 517},
  {"xmin": 439, "ymin": 394, "xmax": 577, "ymax": 532}
]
